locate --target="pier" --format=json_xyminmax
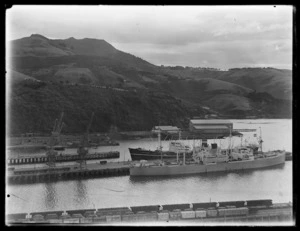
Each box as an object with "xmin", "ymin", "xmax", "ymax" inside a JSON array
[
  {"xmin": 7, "ymin": 151, "xmax": 120, "ymax": 165},
  {"xmin": 7, "ymin": 161, "xmax": 130, "ymax": 184},
  {"xmin": 232, "ymin": 129, "xmax": 257, "ymax": 132},
  {"xmin": 7, "ymin": 154, "xmax": 292, "ymax": 184},
  {"xmin": 6, "ymin": 200, "xmax": 293, "ymax": 224}
]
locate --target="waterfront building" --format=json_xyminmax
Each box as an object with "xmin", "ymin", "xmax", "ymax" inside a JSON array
[{"xmin": 189, "ymin": 119, "xmax": 233, "ymax": 134}]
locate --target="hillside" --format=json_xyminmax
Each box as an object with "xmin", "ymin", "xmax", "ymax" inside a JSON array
[
  {"xmin": 7, "ymin": 70, "xmax": 37, "ymax": 84},
  {"xmin": 216, "ymin": 68, "xmax": 292, "ymax": 100},
  {"xmin": 6, "ymin": 35, "xmax": 292, "ymax": 134},
  {"xmin": 7, "ymin": 78, "xmax": 291, "ymax": 135},
  {"xmin": 161, "ymin": 66, "xmax": 292, "ymax": 100},
  {"xmin": 9, "ymin": 35, "xmax": 292, "ymax": 98},
  {"xmin": 8, "ymin": 80, "xmax": 194, "ymax": 135},
  {"xmin": 10, "ymin": 34, "xmax": 156, "ymax": 72},
  {"xmin": 10, "ymin": 34, "xmax": 117, "ymax": 57}
]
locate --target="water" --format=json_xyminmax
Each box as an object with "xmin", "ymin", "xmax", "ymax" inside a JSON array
[{"xmin": 6, "ymin": 119, "xmax": 293, "ymax": 214}]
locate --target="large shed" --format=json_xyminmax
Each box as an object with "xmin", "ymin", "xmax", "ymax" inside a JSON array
[
  {"xmin": 152, "ymin": 126, "xmax": 180, "ymax": 134},
  {"xmin": 189, "ymin": 119, "xmax": 233, "ymax": 134}
]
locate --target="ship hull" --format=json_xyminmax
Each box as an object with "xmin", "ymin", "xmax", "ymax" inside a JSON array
[
  {"xmin": 130, "ymin": 153, "xmax": 286, "ymax": 176},
  {"xmin": 129, "ymin": 148, "xmax": 192, "ymax": 161}
]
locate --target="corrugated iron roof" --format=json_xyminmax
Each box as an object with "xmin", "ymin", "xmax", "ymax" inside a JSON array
[
  {"xmin": 192, "ymin": 125, "xmax": 229, "ymax": 130},
  {"xmin": 190, "ymin": 119, "xmax": 232, "ymax": 124},
  {"xmin": 153, "ymin": 126, "xmax": 180, "ymax": 131}
]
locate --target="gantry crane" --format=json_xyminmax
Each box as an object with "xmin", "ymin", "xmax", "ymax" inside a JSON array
[
  {"xmin": 77, "ymin": 112, "xmax": 94, "ymax": 169},
  {"xmin": 46, "ymin": 112, "xmax": 65, "ymax": 167}
]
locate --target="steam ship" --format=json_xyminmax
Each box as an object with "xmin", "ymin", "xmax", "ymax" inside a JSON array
[
  {"xmin": 129, "ymin": 126, "xmax": 194, "ymax": 161},
  {"xmin": 130, "ymin": 127, "xmax": 286, "ymax": 176},
  {"xmin": 129, "ymin": 141, "xmax": 192, "ymax": 161}
]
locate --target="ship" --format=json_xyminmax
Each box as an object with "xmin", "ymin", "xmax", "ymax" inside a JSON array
[
  {"xmin": 129, "ymin": 141, "xmax": 192, "ymax": 161},
  {"xmin": 130, "ymin": 127, "xmax": 286, "ymax": 176},
  {"xmin": 130, "ymin": 145, "xmax": 286, "ymax": 177},
  {"xmin": 129, "ymin": 126, "xmax": 194, "ymax": 161}
]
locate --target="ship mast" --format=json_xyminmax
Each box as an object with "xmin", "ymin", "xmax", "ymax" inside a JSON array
[
  {"xmin": 193, "ymin": 138, "xmax": 195, "ymax": 156},
  {"xmin": 77, "ymin": 112, "xmax": 94, "ymax": 169},
  {"xmin": 227, "ymin": 124, "xmax": 232, "ymax": 154},
  {"xmin": 230, "ymin": 124, "xmax": 232, "ymax": 151},
  {"xmin": 158, "ymin": 128, "xmax": 162, "ymax": 161},
  {"xmin": 259, "ymin": 127, "xmax": 263, "ymax": 152},
  {"xmin": 46, "ymin": 112, "xmax": 64, "ymax": 167}
]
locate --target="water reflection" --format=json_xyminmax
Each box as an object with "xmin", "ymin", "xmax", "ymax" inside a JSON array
[
  {"xmin": 73, "ymin": 180, "xmax": 89, "ymax": 206},
  {"xmin": 44, "ymin": 183, "xmax": 57, "ymax": 210},
  {"xmin": 6, "ymin": 120, "xmax": 292, "ymax": 213}
]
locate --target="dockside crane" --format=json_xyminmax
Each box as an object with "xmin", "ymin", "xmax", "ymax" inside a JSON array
[
  {"xmin": 77, "ymin": 112, "xmax": 94, "ymax": 169},
  {"xmin": 46, "ymin": 112, "xmax": 65, "ymax": 167}
]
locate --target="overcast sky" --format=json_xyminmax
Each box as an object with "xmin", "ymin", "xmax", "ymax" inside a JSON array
[{"xmin": 6, "ymin": 5, "xmax": 293, "ymax": 70}]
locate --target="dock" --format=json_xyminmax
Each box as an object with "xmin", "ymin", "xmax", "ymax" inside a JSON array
[
  {"xmin": 7, "ymin": 161, "xmax": 130, "ymax": 184},
  {"xmin": 232, "ymin": 129, "xmax": 257, "ymax": 132},
  {"xmin": 6, "ymin": 199, "xmax": 293, "ymax": 224},
  {"xmin": 7, "ymin": 150, "xmax": 292, "ymax": 184},
  {"xmin": 7, "ymin": 151, "xmax": 120, "ymax": 165}
]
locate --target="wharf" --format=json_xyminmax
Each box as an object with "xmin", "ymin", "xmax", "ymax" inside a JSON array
[
  {"xmin": 7, "ymin": 151, "xmax": 120, "ymax": 166},
  {"xmin": 7, "ymin": 144, "xmax": 47, "ymax": 150},
  {"xmin": 6, "ymin": 200, "xmax": 293, "ymax": 225},
  {"xmin": 7, "ymin": 151, "xmax": 292, "ymax": 184},
  {"xmin": 7, "ymin": 161, "xmax": 130, "ymax": 184}
]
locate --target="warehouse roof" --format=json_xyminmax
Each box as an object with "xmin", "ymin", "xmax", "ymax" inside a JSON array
[
  {"xmin": 192, "ymin": 125, "xmax": 229, "ymax": 130},
  {"xmin": 190, "ymin": 119, "xmax": 232, "ymax": 124},
  {"xmin": 152, "ymin": 126, "xmax": 180, "ymax": 133}
]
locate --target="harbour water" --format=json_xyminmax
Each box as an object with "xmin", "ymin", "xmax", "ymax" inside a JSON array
[{"xmin": 6, "ymin": 119, "xmax": 293, "ymax": 214}]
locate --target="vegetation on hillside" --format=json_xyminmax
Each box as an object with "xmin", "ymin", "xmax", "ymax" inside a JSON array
[
  {"xmin": 7, "ymin": 35, "xmax": 292, "ymax": 135},
  {"xmin": 8, "ymin": 81, "xmax": 193, "ymax": 135}
]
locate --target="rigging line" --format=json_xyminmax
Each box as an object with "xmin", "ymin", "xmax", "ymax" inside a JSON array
[
  {"xmin": 86, "ymin": 192, "xmax": 136, "ymax": 197},
  {"xmin": 102, "ymin": 187, "xmax": 125, "ymax": 193},
  {"xmin": 9, "ymin": 193, "xmax": 28, "ymax": 202}
]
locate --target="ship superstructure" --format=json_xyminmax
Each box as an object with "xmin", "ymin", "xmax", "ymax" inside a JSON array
[{"xmin": 129, "ymin": 126, "xmax": 286, "ymax": 177}]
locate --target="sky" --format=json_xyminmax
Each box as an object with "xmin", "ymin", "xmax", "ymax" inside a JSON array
[{"xmin": 6, "ymin": 5, "xmax": 293, "ymax": 70}]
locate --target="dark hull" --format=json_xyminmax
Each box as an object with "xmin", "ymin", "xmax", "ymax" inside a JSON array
[
  {"xmin": 129, "ymin": 148, "xmax": 193, "ymax": 161},
  {"xmin": 53, "ymin": 146, "xmax": 65, "ymax": 151}
]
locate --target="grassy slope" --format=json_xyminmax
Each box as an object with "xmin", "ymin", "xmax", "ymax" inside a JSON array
[
  {"xmin": 216, "ymin": 68, "xmax": 292, "ymax": 100},
  {"xmin": 53, "ymin": 67, "xmax": 98, "ymax": 84},
  {"xmin": 7, "ymin": 70, "xmax": 37, "ymax": 83},
  {"xmin": 7, "ymin": 35, "xmax": 292, "ymax": 135},
  {"xmin": 161, "ymin": 67, "xmax": 292, "ymax": 100}
]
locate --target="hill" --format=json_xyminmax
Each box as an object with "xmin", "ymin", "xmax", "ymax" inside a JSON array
[
  {"xmin": 161, "ymin": 66, "xmax": 292, "ymax": 100},
  {"xmin": 8, "ymin": 79, "xmax": 291, "ymax": 135},
  {"xmin": 6, "ymin": 35, "xmax": 292, "ymax": 134},
  {"xmin": 6, "ymin": 70, "xmax": 37, "ymax": 84},
  {"xmin": 8, "ymin": 80, "xmax": 193, "ymax": 135}
]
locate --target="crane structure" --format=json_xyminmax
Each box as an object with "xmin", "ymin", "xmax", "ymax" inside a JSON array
[
  {"xmin": 77, "ymin": 112, "xmax": 94, "ymax": 169},
  {"xmin": 46, "ymin": 112, "xmax": 65, "ymax": 167}
]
